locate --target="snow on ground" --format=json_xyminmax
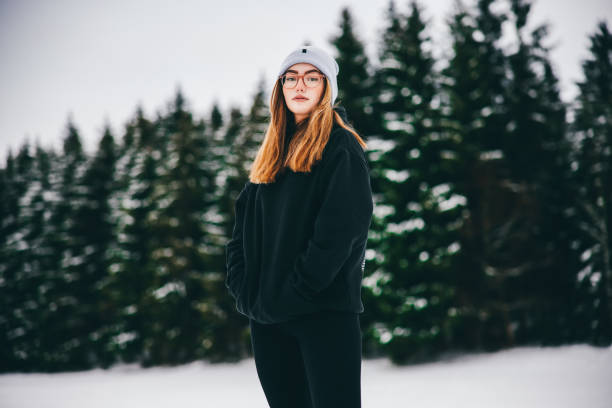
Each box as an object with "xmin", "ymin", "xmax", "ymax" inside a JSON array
[{"xmin": 1, "ymin": 344, "xmax": 611, "ymax": 407}]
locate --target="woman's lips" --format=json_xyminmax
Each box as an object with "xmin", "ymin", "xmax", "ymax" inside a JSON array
[{"xmin": 293, "ymin": 96, "xmax": 308, "ymax": 101}]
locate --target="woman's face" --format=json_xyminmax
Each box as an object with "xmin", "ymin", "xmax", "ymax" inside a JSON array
[{"xmin": 281, "ymin": 63, "xmax": 325, "ymax": 123}]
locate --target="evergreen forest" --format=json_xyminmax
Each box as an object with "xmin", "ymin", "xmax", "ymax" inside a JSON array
[{"xmin": 1, "ymin": 0, "xmax": 611, "ymax": 372}]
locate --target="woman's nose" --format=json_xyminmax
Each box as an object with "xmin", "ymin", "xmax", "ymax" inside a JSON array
[{"xmin": 295, "ymin": 77, "xmax": 306, "ymax": 91}]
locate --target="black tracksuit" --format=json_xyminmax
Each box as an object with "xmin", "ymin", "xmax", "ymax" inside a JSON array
[{"xmin": 225, "ymin": 107, "xmax": 373, "ymax": 407}]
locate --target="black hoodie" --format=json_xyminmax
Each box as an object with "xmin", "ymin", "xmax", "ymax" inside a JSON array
[{"xmin": 225, "ymin": 107, "xmax": 374, "ymax": 324}]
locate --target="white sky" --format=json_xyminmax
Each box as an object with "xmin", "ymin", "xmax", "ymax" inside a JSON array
[
  {"xmin": 1, "ymin": 344, "xmax": 611, "ymax": 407},
  {"xmin": 1, "ymin": 0, "xmax": 611, "ymax": 161}
]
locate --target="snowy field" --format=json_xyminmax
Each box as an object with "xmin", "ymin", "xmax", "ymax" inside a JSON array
[{"xmin": 1, "ymin": 344, "xmax": 611, "ymax": 408}]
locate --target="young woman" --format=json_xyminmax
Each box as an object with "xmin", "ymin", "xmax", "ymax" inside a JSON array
[{"xmin": 225, "ymin": 45, "xmax": 373, "ymax": 408}]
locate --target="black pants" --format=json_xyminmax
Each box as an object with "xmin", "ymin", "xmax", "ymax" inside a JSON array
[{"xmin": 249, "ymin": 310, "xmax": 362, "ymax": 408}]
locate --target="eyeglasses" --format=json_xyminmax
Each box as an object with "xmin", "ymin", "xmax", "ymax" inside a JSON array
[{"xmin": 279, "ymin": 72, "xmax": 325, "ymax": 88}]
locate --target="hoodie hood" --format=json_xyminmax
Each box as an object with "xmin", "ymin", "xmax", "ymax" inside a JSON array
[{"xmin": 333, "ymin": 106, "xmax": 349, "ymax": 125}]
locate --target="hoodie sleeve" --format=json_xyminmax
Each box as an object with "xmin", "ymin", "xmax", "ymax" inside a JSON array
[
  {"xmin": 225, "ymin": 182, "xmax": 250, "ymax": 300},
  {"xmin": 289, "ymin": 145, "xmax": 374, "ymax": 299}
]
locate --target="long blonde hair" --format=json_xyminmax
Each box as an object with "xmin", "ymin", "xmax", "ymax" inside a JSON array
[{"xmin": 249, "ymin": 77, "xmax": 367, "ymax": 184}]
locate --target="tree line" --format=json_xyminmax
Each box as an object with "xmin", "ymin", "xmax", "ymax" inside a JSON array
[{"xmin": 1, "ymin": 0, "xmax": 610, "ymax": 372}]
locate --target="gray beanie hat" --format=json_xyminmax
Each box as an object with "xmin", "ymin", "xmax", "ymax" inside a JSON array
[{"xmin": 278, "ymin": 45, "xmax": 339, "ymax": 106}]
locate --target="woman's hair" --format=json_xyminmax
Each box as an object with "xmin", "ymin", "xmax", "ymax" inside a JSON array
[{"xmin": 249, "ymin": 77, "xmax": 367, "ymax": 184}]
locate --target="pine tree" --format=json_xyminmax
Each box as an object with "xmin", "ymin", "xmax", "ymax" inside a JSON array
[
  {"xmin": 0, "ymin": 152, "xmax": 18, "ymax": 370},
  {"xmin": 10, "ymin": 144, "xmax": 60, "ymax": 371},
  {"xmin": 0, "ymin": 144, "xmax": 36, "ymax": 371},
  {"xmin": 111, "ymin": 106, "xmax": 162, "ymax": 363},
  {"xmin": 40, "ymin": 119, "xmax": 91, "ymax": 370},
  {"xmin": 330, "ymin": 7, "xmax": 378, "ymax": 136},
  {"xmin": 234, "ymin": 78, "xmax": 268, "ymax": 177},
  {"xmin": 571, "ymin": 21, "xmax": 612, "ymax": 345},
  {"xmin": 142, "ymin": 89, "xmax": 217, "ymax": 365},
  {"xmin": 0, "ymin": 154, "xmax": 15, "ymax": 370},
  {"xmin": 73, "ymin": 124, "xmax": 119, "ymax": 366},
  {"xmin": 442, "ymin": 0, "xmax": 513, "ymax": 351},
  {"xmin": 210, "ymin": 102, "xmax": 224, "ymax": 135},
  {"xmin": 365, "ymin": 0, "xmax": 464, "ymax": 363},
  {"xmin": 496, "ymin": 0, "xmax": 580, "ymax": 346},
  {"xmin": 440, "ymin": 0, "xmax": 586, "ymax": 350}
]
